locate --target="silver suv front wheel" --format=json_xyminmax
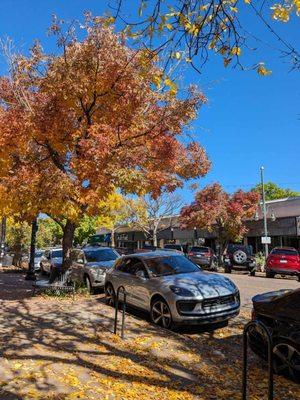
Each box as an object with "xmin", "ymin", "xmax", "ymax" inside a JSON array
[{"xmin": 150, "ymin": 299, "xmax": 172, "ymax": 329}]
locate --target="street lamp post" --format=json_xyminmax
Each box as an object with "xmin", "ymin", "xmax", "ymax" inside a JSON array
[
  {"xmin": 194, "ymin": 227, "xmax": 197, "ymax": 245},
  {"xmin": 170, "ymin": 227, "xmax": 174, "ymax": 242},
  {"xmin": 260, "ymin": 166, "xmax": 269, "ymax": 258}
]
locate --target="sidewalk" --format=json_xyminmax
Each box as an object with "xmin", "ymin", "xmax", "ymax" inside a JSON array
[{"xmin": 0, "ymin": 271, "xmax": 299, "ymax": 400}]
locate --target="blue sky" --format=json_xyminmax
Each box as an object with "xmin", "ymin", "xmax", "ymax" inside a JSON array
[{"xmin": 0, "ymin": 0, "xmax": 299, "ymax": 203}]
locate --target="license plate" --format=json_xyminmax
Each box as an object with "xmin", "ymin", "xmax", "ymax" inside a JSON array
[
  {"xmin": 197, "ymin": 254, "xmax": 204, "ymax": 258},
  {"xmin": 280, "ymin": 259, "xmax": 287, "ymax": 263}
]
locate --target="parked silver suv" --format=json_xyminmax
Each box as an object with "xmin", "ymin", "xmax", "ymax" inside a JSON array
[
  {"xmin": 105, "ymin": 251, "xmax": 240, "ymax": 329},
  {"xmin": 69, "ymin": 246, "xmax": 119, "ymax": 293}
]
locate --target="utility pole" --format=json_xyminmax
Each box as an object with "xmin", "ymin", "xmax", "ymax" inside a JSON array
[{"xmin": 261, "ymin": 166, "xmax": 269, "ymax": 258}]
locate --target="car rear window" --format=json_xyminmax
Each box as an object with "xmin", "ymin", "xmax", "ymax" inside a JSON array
[
  {"xmin": 146, "ymin": 255, "xmax": 200, "ymax": 277},
  {"xmin": 271, "ymin": 248, "xmax": 298, "ymax": 256},
  {"xmin": 191, "ymin": 247, "xmax": 210, "ymax": 252},
  {"xmin": 164, "ymin": 245, "xmax": 182, "ymax": 251}
]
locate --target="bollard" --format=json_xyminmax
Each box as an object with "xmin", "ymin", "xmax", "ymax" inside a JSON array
[
  {"xmin": 113, "ymin": 286, "xmax": 126, "ymax": 339},
  {"xmin": 242, "ymin": 320, "xmax": 274, "ymax": 400}
]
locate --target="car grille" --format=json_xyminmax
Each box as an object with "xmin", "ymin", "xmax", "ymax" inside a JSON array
[{"xmin": 202, "ymin": 294, "xmax": 236, "ymax": 309}]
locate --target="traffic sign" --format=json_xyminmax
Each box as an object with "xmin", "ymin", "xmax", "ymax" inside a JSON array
[{"xmin": 261, "ymin": 236, "xmax": 271, "ymax": 244}]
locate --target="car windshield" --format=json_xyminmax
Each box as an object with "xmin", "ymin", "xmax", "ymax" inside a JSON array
[
  {"xmin": 146, "ymin": 255, "xmax": 200, "ymax": 277},
  {"xmin": 84, "ymin": 249, "xmax": 118, "ymax": 262},
  {"xmin": 271, "ymin": 248, "xmax": 298, "ymax": 256},
  {"xmin": 52, "ymin": 250, "xmax": 62, "ymax": 258}
]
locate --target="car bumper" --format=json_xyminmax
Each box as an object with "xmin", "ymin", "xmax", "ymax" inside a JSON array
[
  {"xmin": 190, "ymin": 256, "xmax": 211, "ymax": 266},
  {"xmin": 90, "ymin": 274, "xmax": 106, "ymax": 287},
  {"xmin": 173, "ymin": 308, "xmax": 240, "ymax": 325},
  {"xmin": 169, "ymin": 293, "xmax": 240, "ymax": 325},
  {"xmin": 224, "ymin": 260, "xmax": 256, "ymax": 269},
  {"xmin": 266, "ymin": 266, "xmax": 300, "ymax": 276}
]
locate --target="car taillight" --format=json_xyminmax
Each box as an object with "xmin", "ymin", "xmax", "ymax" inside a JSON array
[
  {"xmin": 188, "ymin": 251, "xmax": 194, "ymax": 256},
  {"xmin": 204, "ymin": 252, "xmax": 210, "ymax": 256},
  {"xmin": 251, "ymin": 308, "xmax": 256, "ymax": 321}
]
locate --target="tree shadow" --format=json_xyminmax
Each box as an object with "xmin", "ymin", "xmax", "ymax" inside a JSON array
[{"xmin": 0, "ymin": 271, "xmax": 299, "ymax": 399}]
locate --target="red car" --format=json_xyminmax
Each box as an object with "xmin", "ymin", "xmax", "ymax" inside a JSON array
[{"xmin": 266, "ymin": 247, "xmax": 300, "ymax": 281}]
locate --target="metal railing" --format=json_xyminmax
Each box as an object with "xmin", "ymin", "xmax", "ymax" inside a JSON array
[
  {"xmin": 242, "ymin": 320, "xmax": 274, "ymax": 400},
  {"xmin": 113, "ymin": 286, "xmax": 126, "ymax": 339}
]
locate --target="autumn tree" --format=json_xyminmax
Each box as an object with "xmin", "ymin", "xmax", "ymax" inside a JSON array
[
  {"xmin": 179, "ymin": 183, "xmax": 259, "ymax": 261},
  {"xmin": 128, "ymin": 192, "xmax": 183, "ymax": 247},
  {"xmin": 113, "ymin": 0, "xmax": 300, "ymax": 73},
  {"xmin": 0, "ymin": 15, "xmax": 210, "ymax": 270},
  {"xmin": 252, "ymin": 181, "xmax": 299, "ymax": 201},
  {"xmin": 6, "ymin": 217, "xmax": 31, "ymax": 267},
  {"xmin": 97, "ymin": 192, "xmax": 134, "ymax": 248}
]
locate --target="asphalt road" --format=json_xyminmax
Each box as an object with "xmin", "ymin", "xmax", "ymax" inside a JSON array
[{"xmin": 220, "ymin": 271, "xmax": 300, "ymax": 309}]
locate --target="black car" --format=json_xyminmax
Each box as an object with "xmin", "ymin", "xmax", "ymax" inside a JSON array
[
  {"xmin": 223, "ymin": 244, "xmax": 256, "ymax": 275},
  {"xmin": 188, "ymin": 246, "xmax": 218, "ymax": 271},
  {"xmin": 248, "ymin": 288, "xmax": 300, "ymax": 382}
]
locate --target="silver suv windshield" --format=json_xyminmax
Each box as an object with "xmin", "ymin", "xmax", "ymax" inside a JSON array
[{"xmin": 146, "ymin": 255, "xmax": 200, "ymax": 277}]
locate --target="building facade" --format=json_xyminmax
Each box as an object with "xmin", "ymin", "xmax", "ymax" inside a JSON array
[{"xmin": 92, "ymin": 197, "xmax": 300, "ymax": 253}]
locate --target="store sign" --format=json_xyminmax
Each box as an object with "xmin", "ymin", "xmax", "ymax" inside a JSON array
[{"xmin": 261, "ymin": 236, "xmax": 271, "ymax": 244}]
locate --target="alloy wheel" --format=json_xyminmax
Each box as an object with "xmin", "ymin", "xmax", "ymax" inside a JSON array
[
  {"xmin": 105, "ymin": 284, "xmax": 115, "ymax": 307},
  {"xmin": 151, "ymin": 300, "xmax": 172, "ymax": 329},
  {"xmin": 273, "ymin": 343, "xmax": 300, "ymax": 382}
]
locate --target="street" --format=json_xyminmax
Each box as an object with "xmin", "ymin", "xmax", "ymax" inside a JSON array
[{"xmin": 222, "ymin": 271, "xmax": 300, "ymax": 309}]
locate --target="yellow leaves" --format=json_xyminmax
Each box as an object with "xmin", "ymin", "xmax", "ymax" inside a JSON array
[
  {"xmin": 172, "ymin": 51, "xmax": 182, "ymax": 60},
  {"xmin": 294, "ymin": 0, "xmax": 300, "ymax": 14},
  {"xmin": 231, "ymin": 46, "xmax": 241, "ymax": 56},
  {"xmin": 257, "ymin": 63, "xmax": 272, "ymax": 76},
  {"xmin": 271, "ymin": 4, "xmax": 291, "ymax": 22},
  {"xmin": 230, "ymin": 6, "xmax": 238, "ymax": 13},
  {"xmin": 164, "ymin": 78, "xmax": 178, "ymax": 96},
  {"xmin": 244, "ymin": 0, "xmax": 251, "ymax": 3},
  {"xmin": 152, "ymin": 73, "xmax": 162, "ymax": 89}
]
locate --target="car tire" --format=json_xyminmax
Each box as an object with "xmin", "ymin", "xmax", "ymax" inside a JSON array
[
  {"xmin": 150, "ymin": 298, "xmax": 173, "ymax": 329},
  {"xmin": 232, "ymin": 250, "xmax": 247, "ymax": 265},
  {"xmin": 40, "ymin": 264, "xmax": 47, "ymax": 276},
  {"xmin": 266, "ymin": 270, "xmax": 275, "ymax": 278},
  {"xmin": 105, "ymin": 283, "xmax": 115, "ymax": 307},
  {"xmin": 85, "ymin": 276, "xmax": 94, "ymax": 295},
  {"xmin": 249, "ymin": 270, "xmax": 256, "ymax": 277},
  {"xmin": 273, "ymin": 341, "xmax": 300, "ymax": 383},
  {"xmin": 224, "ymin": 265, "xmax": 232, "ymax": 273},
  {"xmin": 210, "ymin": 261, "xmax": 218, "ymax": 272}
]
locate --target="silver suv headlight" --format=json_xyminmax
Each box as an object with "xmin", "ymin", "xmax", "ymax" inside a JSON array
[{"xmin": 170, "ymin": 286, "xmax": 198, "ymax": 297}]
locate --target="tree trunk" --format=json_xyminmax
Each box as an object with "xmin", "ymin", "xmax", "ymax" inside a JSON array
[
  {"xmin": 153, "ymin": 229, "xmax": 158, "ymax": 247},
  {"xmin": 111, "ymin": 227, "xmax": 115, "ymax": 248},
  {"xmin": 25, "ymin": 218, "xmax": 38, "ymax": 280},
  {"xmin": 12, "ymin": 244, "xmax": 22, "ymax": 267},
  {"xmin": 62, "ymin": 219, "xmax": 76, "ymax": 272}
]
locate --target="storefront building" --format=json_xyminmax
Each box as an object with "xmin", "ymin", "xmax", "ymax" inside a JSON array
[{"xmin": 92, "ymin": 197, "xmax": 300, "ymax": 253}]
